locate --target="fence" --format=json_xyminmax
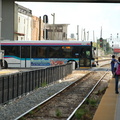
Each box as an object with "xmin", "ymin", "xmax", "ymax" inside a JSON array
[{"xmin": 0, "ymin": 63, "xmax": 72, "ymax": 104}]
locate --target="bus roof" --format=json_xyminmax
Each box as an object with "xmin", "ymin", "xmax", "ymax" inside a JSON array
[{"xmin": 1, "ymin": 40, "xmax": 92, "ymax": 46}]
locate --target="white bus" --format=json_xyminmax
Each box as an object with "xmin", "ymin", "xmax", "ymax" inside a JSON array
[{"xmin": 1, "ymin": 40, "xmax": 96, "ymax": 69}]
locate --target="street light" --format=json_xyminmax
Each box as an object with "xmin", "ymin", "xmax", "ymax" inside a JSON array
[{"xmin": 51, "ymin": 13, "xmax": 55, "ymax": 40}]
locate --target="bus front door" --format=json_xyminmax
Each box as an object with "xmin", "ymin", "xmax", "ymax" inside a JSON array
[
  {"xmin": 79, "ymin": 48, "xmax": 91, "ymax": 68},
  {"xmin": 21, "ymin": 46, "xmax": 30, "ymax": 68}
]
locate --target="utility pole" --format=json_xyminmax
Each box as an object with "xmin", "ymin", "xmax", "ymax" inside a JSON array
[
  {"xmin": 96, "ymin": 37, "xmax": 99, "ymax": 65},
  {"xmin": 100, "ymin": 26, "xmax": 102, "ymax": 39},
  {"xmin": 93, "ymin": 31, "xmax": 95, "ymax": 47},
  {"xmin": 77, "ymin": 25, "xmax": 79, "ymax": 41},
  {"xmin": 44, "ymin": 16, "xmax": 47, "ymax": 40},
  {"xmin": 93, "ymin": 31, "xmax": 95, "ymax": 42},
  {"xmin": 84, "ymin": 29, "xmax": 86, "ymax": 41},
  {"xmin": 81, "ymin": 28, "xmax": 83, "ymax": 41},
  {"xmin": 110, "ymin": 34, "xmax": 113, "ymax": 53},
  {"xmin": 87, "ymin": 31, "xmax": 89, "ymax": 41},
  {"xmin": 51, "ymin": 13, "xmax": 55, "ymax": 40}
]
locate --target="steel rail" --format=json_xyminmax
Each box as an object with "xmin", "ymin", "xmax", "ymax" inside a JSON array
[
  {"xmin": 15, "ymin": 71, "xmax": 92, "ymax": 120},
  {"xmin": 15, "ymin": 64, "xmax": 109, "ymax": 119},
  {"xmin": 67, "ymin": 69, "xmax": 109, "ymax": 120}
]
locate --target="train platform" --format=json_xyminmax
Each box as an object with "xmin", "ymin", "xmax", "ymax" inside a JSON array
[
  {"xmin": 0, "ymin": 69, "xmax": 20, "ymax": 75},
  {"xmin": 92, "ymin": 77, "xmax": 120, "ymax": 120}
]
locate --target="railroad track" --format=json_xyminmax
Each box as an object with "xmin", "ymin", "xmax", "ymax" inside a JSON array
[{"xmin": 16, "ymin": 69, "xmax": 109, "ymax": 120}]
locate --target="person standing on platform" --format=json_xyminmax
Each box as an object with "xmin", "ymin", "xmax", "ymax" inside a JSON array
[
  {"xmin": 114, "ymin": 57, "xmax": 120, "ymax": 94},
  {"xmin": 111, "ymin": 55, "xmax": 117, "ymax": 77}
]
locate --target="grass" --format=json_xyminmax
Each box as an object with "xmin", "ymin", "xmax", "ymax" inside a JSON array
[
  {"xmin": 56, "ymin": 109, "xmax": 62, "ymax": 117},
  {"xmin": 41, "ymin": 82, "xmax": 47, "ymax": 87},
  {"xmin": 75, "ymin": 108, "xmax": 87, "ymax": 119},
  {"xmin": 74, "ymin": 87, "xmax": 107, "ymax": 120}
]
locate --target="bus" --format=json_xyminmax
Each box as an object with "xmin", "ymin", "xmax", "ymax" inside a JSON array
[{"xmin": 1, "ymin": 40, "xmax": 96, "ymax": 69}]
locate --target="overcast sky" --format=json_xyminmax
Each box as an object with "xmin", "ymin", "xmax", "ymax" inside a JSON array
[{"xmin": 15, "ymin": 2, "xmax": 120, "ymax": 42}]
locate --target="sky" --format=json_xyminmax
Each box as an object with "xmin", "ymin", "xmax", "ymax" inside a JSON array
[{"xmin": 15, "ymin": 2, "xmax": 120, "ymax": 43}]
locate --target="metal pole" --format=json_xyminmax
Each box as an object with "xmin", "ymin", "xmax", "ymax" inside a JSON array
[
  {"xmin": 51, "ymin": 13, "xmax": 55, "ymax": 40},
  {"xmin": 93, "ymin": 31, "xmax": 95, "ymax": 46},
  {"xmin": 77, "ymin": 25, "xmax": 79, "ymax": 41},
  {"xmin": 53, "ymin": 13, "xmax": 55, "ymax": 40},
  {"xmin": 96, "ymin": 37, "xmax": 99, "ymax": 65},
  {"xmin": 81, "ymin": 28, "xmax": 83, "ymax": 41},
  {"xmin": 84, "ymin": 29, "xmax": 86, "ymax": 41},
  {"xmin": 93, "ymin": 31, "xmax": 95, "ymax": 42},
  {"xmin": 44, "ymin": 16, "xmax": 46, "ymax": 40},
  {"xmin": 87, "ymin": 31, "xmax": 89, "ymax": 41},
  {"xmin": 100, "ymin": 26, "xmax": 102, "ymax": 38}
]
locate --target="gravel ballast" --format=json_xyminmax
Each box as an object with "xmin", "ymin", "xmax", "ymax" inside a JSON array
[{"xmin": 0, "ymin": 70, "xmax": 88, "ymax": 120}]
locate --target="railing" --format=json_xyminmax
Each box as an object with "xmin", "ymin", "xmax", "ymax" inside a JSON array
[{"xmin": 0, "ymin": 63, "xmax": 72, "ymax": 104}]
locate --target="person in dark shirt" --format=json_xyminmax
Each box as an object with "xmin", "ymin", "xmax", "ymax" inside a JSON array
[
  {"xmin": 111, "ymin": 55, "xmax": 117, "ymax": 77},
  {"xmin": 114, "ymin": 57, "xmax": 120, "ymax": 94}
]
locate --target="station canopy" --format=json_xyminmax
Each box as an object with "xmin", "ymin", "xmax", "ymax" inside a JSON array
[{"xmin": 15, "ymin": 0, "xmax": 120, "ymax": 3}]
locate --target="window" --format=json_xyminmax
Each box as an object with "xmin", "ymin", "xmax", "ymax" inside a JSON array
[
  {"xmin": 72, "ymin": 46, "xmax": 80, "ymax": 58},
  {"xmin": 80, "ymin": 47, "xmax": 91, "ymax": 58},
  {"xmin": 86, "ymin": 48, "xmax": 91, "ymax": 58},
  {"xmin": 21, "ymin": 46, "xmax": 30, "ymax": 58},
  {"xmin": 80, "ymin": 48, "xmax": 85, "ymax": 58},
  {"xmin": 49, "ymin": 46, "xmax": 61, "ymax": 58},
  {"xmin": 62, "ymin": 46, "xmax": 73, "ymax": 58},
  {"xmin": 2, "ymin": 46, "xmax": 20, "ymax": 57},
  {"xmin": 32, "ymin": 46, "xmax": 48, "ymax": 58}
]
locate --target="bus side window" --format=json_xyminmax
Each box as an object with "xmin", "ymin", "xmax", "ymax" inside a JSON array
[
  {"xmin": 86, "ymin": 48, "xmax": 91, "ymax": 58},
  {"xmin": 38, "ymin": 47, "xmax": 45, "ymax": 58},
  {"xmin": 21, "ymin": 46, "xmax": 30, "ymax": 58},
  {"xmin": 80, "ymin": 48, "xmax": 85, "ymax": 58},
  {"xmin": 2, "ymin": 46, "xmax": 20, "ymax": 57},
  {"xmin": 72, "ymin": 46, "xmax": 79, "ymax": 58},
  {"xmin": 32, "ymin": 46, "xmax": 37, "ymax": 58},
  {"xmin": 49, "ymin": 46, "xmax": 61, "ymax": 58},
  {"xmin": 36, "ymin": 46, "xmax": 47, "ymax": 58},
  {"xmin": 32, "ymin": 46, "xmax": 47, "ymax": 58},
  {"xmin": 62, "ymin": 46, "xmax": 73, "ymax": 58}
]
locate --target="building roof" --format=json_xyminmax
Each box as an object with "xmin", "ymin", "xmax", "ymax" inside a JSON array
[{"xmin": 46, "ymin": 24, "xmax": 70, "ymax": 27}]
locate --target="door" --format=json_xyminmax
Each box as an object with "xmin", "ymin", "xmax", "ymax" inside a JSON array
[
  {"xmin": 79, "ymin": 47, "xmax": 91, "ymax": 67},
  {"xmin": 21, "ymin": 46, "xmax": 30, "ymax": 67}
]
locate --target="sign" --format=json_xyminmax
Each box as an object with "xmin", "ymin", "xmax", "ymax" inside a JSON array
[{"xmin": 113, "ymin": 48, "xmax": 120, "ymax": 53}]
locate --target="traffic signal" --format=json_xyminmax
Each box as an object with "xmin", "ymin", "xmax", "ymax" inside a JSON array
[
  {"xmin": 100, "ymin": 43, "xmax": 103, "ymax": 48},
  {"xmin": 99, "ymin": 38, "xmax": 103, "ymax": 48},
  {"xmin": 100, "ymin": 38, "xmax": 103, "ymax": 42}
]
